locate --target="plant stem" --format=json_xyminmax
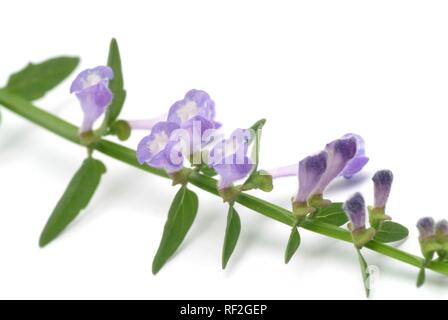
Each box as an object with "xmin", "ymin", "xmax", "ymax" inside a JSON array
[{"xmin": 1, "ymin": 88, "xmax": 448, "ymax": 276}]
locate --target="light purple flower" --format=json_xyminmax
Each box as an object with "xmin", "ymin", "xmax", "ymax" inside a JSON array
[
  {"xmin": 312, "ymin": 137, "xmax": 357, "ymax": 195},
  {"xmin": 417, "ymin": 217, "xmax": 435, "ymax": 240},
  {"xmin": 436, "ymin": 220, "xmax": 448, "ymax": 237},
  {"xmin": 340, "ymin": 133, "xmax": 369, "ymax": 179},
  {"xmin": 168, "ymin": 89, "xmax": 220, "ymax": 129},
  {"xmin": 372, "ymin": 170, "xmax": 394, "ymax": 209},
  {"xmin": 127, "ymin": 114, "xmax": 168, "ymax": 130},
  {"xmin": 70, "ymin": 66, "xmax": 114, "ymax": 133},
  {"xmin": 136, "ymin": 121, "xmax": 183, "ymax": 174},
  {"xmin": 343, "ymin": 192, "xmax": 366, "ymax": 231},
  {"xmin": 294, "ymin": 151, "xmax": 328, "ymax": 204},
  {"xmin": 181, "ymin": 115, "xmax": 215, "ymax": 155},
  {"xmin": 209, "ymin": 129, "xmax": 254, "ymax": 189}
]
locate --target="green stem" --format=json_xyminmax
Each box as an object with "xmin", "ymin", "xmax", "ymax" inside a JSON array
[{"xmin": 1, "ymin": 88, "xmax": 448, "ymax": 277}]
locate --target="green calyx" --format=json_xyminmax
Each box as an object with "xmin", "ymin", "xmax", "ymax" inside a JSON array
[
  {"xmin": 170, "ymin": 168, "xmax": 193, "ymax": 186},
  {"xmin": 79, "ymin": 130, "xmax": 100, "ymax": 146},
  {"xmin": 219, "ymin": 186, "xmax": 243, "ymax": 204},
  {"xmin": 420, "ymin": 237, "xmax": 443, "ymax": 260},
  {"xmin": 109, "ymin": 120, "xmax": 131, "ymax": 141},
  {"xmin": 242, "ymin": 171, "xmax": 273, "ymax": 192},
  {"xmin": 350, "ymin": 227, "xmax": 376, "ymax": 249},
  {"xmin": 308, "ymin": 194, "xmax": 332, "ymax": 208},
  {"xmin": 368, "ymin": 206, "xmax": 392, "ymax": 230},
  {"xmin": 292, "ymin": 201, "xmax": 316, "ymax": 219}
]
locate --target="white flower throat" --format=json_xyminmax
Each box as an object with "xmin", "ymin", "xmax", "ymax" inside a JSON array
[
  {"xmin": 176, "ymin": 101, "xmax": 199, "ymax": 123},
  {"xmin": 83, "ymin": 72, "xmax": 103, "ymax": 89},
  {"xmin": 148, "ymin": 132, "xmax": 169, "ymax": 154}
]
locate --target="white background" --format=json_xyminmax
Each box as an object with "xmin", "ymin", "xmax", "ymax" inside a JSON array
[{"xmin": 1, "ymin": 0, "xmax": 447, "ymax": 300}]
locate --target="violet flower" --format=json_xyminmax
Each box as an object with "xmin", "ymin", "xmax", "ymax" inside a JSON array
[
  {"xmin": 208, "ymin": 129, "xmax": 254, "ymax": 190},
  {"xmin": 340, "ymin": 133, "xmax": 369, "ymax": 179},
  {"xmin": 311, "ymin": 137, "xmax": 357, "ymax": 196},
  {"xmin": 70, "ymin": 66, "xmax": 114, "ymax": 133},
  {"xmin": 372, "ymin": 170, "xmax": 394, "ymax": 209},
  {"xmin": 268, "ymin": 134, "xmax": 367, "ymax": 184},
  {"xmin": 417, "ymin": 217, "xmax": 435, "ymax": 241},
  {"xmin": 136, "ymin": 121, "xmax": 183, "ymax": 174},
  {"xmin": 294, "ymin": 151, "xmax": 328, "ymax": 204},
  {"xmin": 127, "ymin": 114, "xmax": 168, "ymax": 130},
  {"xmin": 343, "ymin": 192, "xmax": 366, "ymax": 231},
  {"xmin": 168, "ymin": 89, "xmax": 220, "ymax": 129},
  {"xmin": 417, "ymin": 217, "xmax": 443, "ymax": 261}
]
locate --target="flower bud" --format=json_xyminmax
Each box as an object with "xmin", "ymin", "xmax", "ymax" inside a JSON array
[
  {"xmin": 372, "ymin": 170, "xmax": 393, "ymax": 209},
  {"xmin": 417, "ymin": 217, "xmax": 442, "ymax": 260},
  {"xmin": 294, "ymin": 151, "xmax": 327, "ymax": 205},
  {"xmin": 70, "ymin": 66, "xmax": 114, "ymax": 133},
  {"xmin": 343, "ymin": 193, "xmax": 376, "ymax": 248},
  {"xmin": 436, "ymin": 220, "xmax": 448, "ymax": 252},
  {"xmin": 417, "ymin": 217, "xmax": 435, "ymax": 240}
]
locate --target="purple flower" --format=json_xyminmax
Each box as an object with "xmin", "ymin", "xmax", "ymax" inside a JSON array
[
  {"xmin": 70, "ymin": 66, "xmax": 114, "ymax": 133},
  {"xmin": 312, "ymin": 137, "xmax": 357, "ymax": 195},
  {"xmin": 294, "ymin": 151, "xmax": 328, "ymax": 204},
  {"xmin": 168, "ymin": 89, "xmax": 220, "ymax": 129},
  {"xmin": 343, "ymin": 193, "xmax": 366, "ymax": 231},
  {"xmin": 340, "ymin": 133, "xmax": 369, "ymax": 179},
  {"xmin": 181, "ymin": 115, "xmax": 215, "ymax": 155},
  {"xmin": 436, "ymin": 220, "xmax": 448, "ymax": 237},
  {"xmin": 372, "ymin": 170, "xmax": 394, "ymax": 209},
  {"xmin": 209, "ymin": 129, "xmax": 254, "ymax": 189},
  {"xmin": 127, "ymin": 114, "xmax": 168, "ymax": 130},
  {"xmin": 136, "ymin": 121, "xmax": 184, "ymax": 174},
  {"xmin": 417, "ymin": 217, "xmax": 435, "ymax": 240}
]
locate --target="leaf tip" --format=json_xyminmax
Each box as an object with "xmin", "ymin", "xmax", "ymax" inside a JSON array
[
  {"xmin": 38, "ymin": 232, "xmax": 51, "ymax": 248},
  {"xmin": 152, "ymin": 261, "xmax": 162, "ymax": 275}
]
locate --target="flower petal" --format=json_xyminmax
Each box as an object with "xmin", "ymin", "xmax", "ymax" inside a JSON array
[
  {"xmin": 295, "ymin": 151, "xmax": 327, "ymax": 203},
  {"xmin": 70, "ymin": 66, "xmax": 113, "ymax": 93},
  {"xmin": 167, "ymin": 89, "xmax": 218, "ymax": 127},
  {"xmin": 343, "ymin": 192, "xmax": 366, "ymax": 231}
]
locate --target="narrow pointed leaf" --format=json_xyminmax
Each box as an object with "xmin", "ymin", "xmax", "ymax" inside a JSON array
[
  {"xmin": 222, "ymin": 206, "xmax": 241, "ymax": 269},
  {"xmin": 284, "ymin": 226, "xmax": 301, "ymax": 264},
  {"xmin": 6, "ymin": 57, "xmax": 80, "ymax": 100},
  {"xmin": 357, "ymin": 249, "xmax": 371, "ymax": 298},
  {"xmin": 249, "ymin": 119, "xmax": 266, "ymax": 172},
  {"xmin": 417, "ymin": 266, "xmax": 426, "ymax": 288},
  {"xmin": 243, "ymin": 119, "xmax": 266, "ymax": 186},
  {"xmin": 314, "ymin": 203, "xmax": 348, "ymax": 226},
  {"xmin": 152, "ymin": 186, "xmax": 199, "ymax": 274},
  {"xmin": 39, "ymin": 158, "xmax": 106, "ymax": 247},
  {"xmin": 374, "ymin": 221, "xmax": 409, "ymax": 243},
  {"xmin": 105, "ymin": 38, "xmax": 126, "ymax": 125}
]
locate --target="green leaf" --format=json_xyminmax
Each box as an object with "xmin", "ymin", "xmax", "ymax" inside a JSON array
[
  {"xmin": 249, "ymin": 119, "xmax": 266, "ymax": 171},
  {"xmin": 6, "ymin": 57, "xmax": 79, "ymax": 100},
  {"xmin": 284, "ymin": 226, "xmax": 301, "ymax": 264},
  {"xmin": 222, "ymin": 206, "xmax": 241, "ymax": 269},
  {"xmin": 152, "ymin": 186, "xmax": 199, "ymax": 274},
  {"xmin": 39, "ymin": 158, "xmax": 106, "ymax": 247},
  {"xmin": 374, "ymin": 221, "xmax": 409, "ymax": 243},
  {"xmin": 105, "ymin": 38, "xmax": 126, "ymax": 125},
  {"xmin": 313, "ymin": 203, "xmax": 348, "ymax": 226},
  {"xmin": 356, "ymin": 249, "xmax": 371, "ymax": 298},
  {"xmin": 417, "ymin": 266, "xmax": 426, "ymax": 288}
]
